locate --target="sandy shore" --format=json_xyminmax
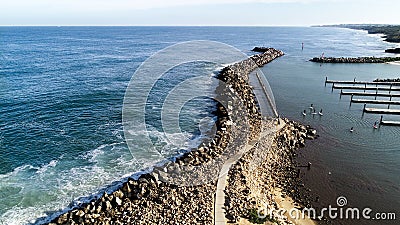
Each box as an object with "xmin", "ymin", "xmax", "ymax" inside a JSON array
[
  {"xmin": 273, "ymin": 188, "xmax": 317, "ymax": 225},
  {"xmin": 40, "ymin": 48, "xmax": 321, "ymax": 225}
]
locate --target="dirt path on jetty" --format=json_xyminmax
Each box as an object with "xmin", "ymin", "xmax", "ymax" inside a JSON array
[
  {"xmin": 223, "ymin": 119, "xmax": 318, "ymax": 225},
  {"xmin": 214, "ymin": 119, "xmax": 285, "ymax": 225}
]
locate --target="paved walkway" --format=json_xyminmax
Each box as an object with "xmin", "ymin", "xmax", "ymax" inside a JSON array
[
  {"xmin": 249, "ymin": 71, "xmax": 278, "ymax": 117},
  {"xmin": 214, "ymin": 119, "xmax": 285, "ymax": 225}
]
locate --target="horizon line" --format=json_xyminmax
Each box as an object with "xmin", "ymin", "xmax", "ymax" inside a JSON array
[
  {"xmin": 0, "ymin": 24, "xmax": 315, "ymax": 27},
  {"xmin": 1, "ymin": 23, "xmax": 395, "ymax": 27}
]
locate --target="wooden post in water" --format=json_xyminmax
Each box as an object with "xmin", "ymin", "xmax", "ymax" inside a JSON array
[
  {"xmin": 390, "ymin": 84, "xmax": 393, "ymax": 94},
  {"xmin": 375, "ymin": 88, "xmax": 378, "ymax": 100},
  {"xmin": 325, "ymin": 76, "xmax": 328, "ymax": 87},
  {"xmin": 340, "ymin": 89, "xmax": 343, "ymax": 99},
  {"xmin": 350, "ymin": 94, "xmax": 353, "ymax": 106},
  {"xmin": 364, "ymin": 83, "xmax": 367, "ymax": 93},
  {"xmin": 332, "ymin": 83, "xmax": 335, "ymax": 92},
  {"xmin": 363, "ymin": 103, "xmax": 367, "ymax": 112}
]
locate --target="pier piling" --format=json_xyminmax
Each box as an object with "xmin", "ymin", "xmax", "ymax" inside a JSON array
[{"xmin": 350, "ymin": 94, "xmax": 353, "ymax": 106}]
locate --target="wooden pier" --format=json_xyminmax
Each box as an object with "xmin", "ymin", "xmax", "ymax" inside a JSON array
[
  {"xmin": 363, "ymin": 105, "xmax": 400, "ymax": 114},
  {"xmin": 340, "ymin": 91, "xmax": 400, "ymax": 98},
  {"xmin": 325, "ymin": 77, "xmax": 400, "ymax": 86},
  {"xmin": 380, "ymin": 120, "xmax": 400, "ymax": 126},
  {"xmin": 380, "ymin": 116, "xmax": 400, "ymax": 126},
  {"xmin": 351, "ymin": 98, "xmax": 400, "ymax": 105},
  {"xmin": 333, "ymin": 85, "xmax": 400, "ymax": 92}
]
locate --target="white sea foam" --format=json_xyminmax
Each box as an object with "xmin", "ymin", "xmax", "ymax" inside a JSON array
[
  {"xmin": 0, "ymin": 142, "xmax": 140, "ymax": 225},
  {"xmin": 36, "ymin": 159, "xmax": 59, "ymax": 174},
  {"xmin": 0, "ymin": 124, "xmax": 203, "ymax": 225}
]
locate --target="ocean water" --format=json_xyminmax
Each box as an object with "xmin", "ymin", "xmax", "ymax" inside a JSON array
[{"xmin": 0, "ymin": 26, "xmax": 399, "ymax": 224}]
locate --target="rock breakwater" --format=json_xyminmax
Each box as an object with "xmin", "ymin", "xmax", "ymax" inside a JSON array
[
  {"xmin": 252, "ymin": 47, "xmax": 273, "ymax": 53},
  {"xmin": 218, "ymin": 47, "xmax": 284, "ymax": 140},
  {"xmin": 385, "ymin": 48, "xmax": 400, "ymax": 54},
  {"xmin": 43, "ymin": 48, "xmax": 285, "ymax": 225}
]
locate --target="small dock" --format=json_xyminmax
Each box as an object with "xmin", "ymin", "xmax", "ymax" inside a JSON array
[
  {"xmin": 380, "ymin": 120, "xmax": 400, "ymax": 126},
  {"xmin": 380, "ymin": 116, "xmax": 400, "ymax": 126},
  {"xmin": 363, "ymin": 107, "xmax": 400, "ymax": 115},
  {"xmin": 333, "ymin": 85, "xmax": 400, "ymax": 92},
  {"xmin": 351, "ymin": 98, "xmax": 400, "ymax": 105},
  {"xmin": 340, "ymin": 91, "xmax": 400, "ymax": 98}
]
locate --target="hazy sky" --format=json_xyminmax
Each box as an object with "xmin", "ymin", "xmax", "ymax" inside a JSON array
[{"xmin": 1, "ymin": 0, "xmax": 399, "ymax": 26}]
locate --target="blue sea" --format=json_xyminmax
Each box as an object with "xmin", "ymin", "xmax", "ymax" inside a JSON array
[{"xmin": 0, "ymin": 27, "xmax": 399, "ymax": 224}]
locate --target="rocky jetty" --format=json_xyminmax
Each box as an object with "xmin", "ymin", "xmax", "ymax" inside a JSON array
[
  {"xmin": 43, "ymin": 48, "xmax": 285, "ymax": 225},
  {"xmin": 51, "ymin": 179, "xmax": 215, "ymax": 225},
  {"xmin": 385, "ymin": 48, "xmax": 400, "ymax": 54},
  {"xmin": 218, "ymin": 47, "xmax": 284, "ymax": 140},
  {"xmin": 310, "ymin": 56, "xmax": 400, "ymax": 63},
  {"xmin": 224, "ymin": 119, "xmax": 319, "ymax": 223},
  {"xmin": 252, "ymin": 47, "xmax": 273, "ymax": 53}
]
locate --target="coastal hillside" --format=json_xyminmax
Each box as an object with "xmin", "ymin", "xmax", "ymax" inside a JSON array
[{"xmin": 317, "ymin": 24, "xmax": 400, "ymax": 43}]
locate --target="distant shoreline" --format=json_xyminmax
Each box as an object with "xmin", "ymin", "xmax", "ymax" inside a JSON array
[
  {"xmin": 314, "ymin": 24, "xmax": 400, "ymax": 54},
  {"xmin": 313, "ymin": 24, "xmax": 400, "ymax": 43}
]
